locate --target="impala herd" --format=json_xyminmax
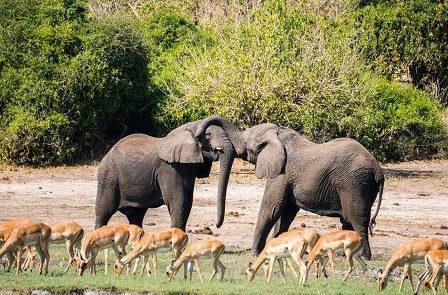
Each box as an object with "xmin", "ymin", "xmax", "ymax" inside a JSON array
[{"xmin": 0, "ymin": 219, "xmax": 447, "ymax": 294}]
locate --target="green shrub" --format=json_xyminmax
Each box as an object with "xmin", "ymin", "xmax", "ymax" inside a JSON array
[
  {"xmin": 0, "ymin": 0, "xmax": 152, "ymax": 165},
  {"xmin": 352, "ymin": 79, "xmax": 447, "ymax": 161},
  {"xmin": 0, "ymin": 110, "xmax": 75, "ymax": 165},
  {"xmin": 352, "ymin": 0, "xmax": 448, "ymax": 103},
  {"xmin": 155, "ymin": 0, "xmax": 447, "ymax": 161}
]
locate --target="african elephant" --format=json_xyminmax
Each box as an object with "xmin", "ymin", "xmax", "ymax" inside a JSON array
[
  {"xmin": 95, "ymin": 116, "xmax": 245, "ymax": 231},
  {"xmin": 243, "ymin": 123, "xmax": 384, "ymax": 260}
]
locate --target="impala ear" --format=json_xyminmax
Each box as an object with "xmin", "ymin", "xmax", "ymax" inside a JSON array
[
  {"xmin": 255, "ymin": 128, "xmax": 286, "ymax": 178},
  {"xmin": 158, "ymin": 122, "xmax": 204, "ymax": 164}
]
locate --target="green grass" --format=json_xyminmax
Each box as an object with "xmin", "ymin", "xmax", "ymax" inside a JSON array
[{"xmin": 0, "ymin": 245, "xmax": 420, "ymax": 294}]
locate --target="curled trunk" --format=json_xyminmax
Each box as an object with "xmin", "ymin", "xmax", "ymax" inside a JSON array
[{"xmin": 195, "ymin": 116, "xmax": 246, "ymax": 157}]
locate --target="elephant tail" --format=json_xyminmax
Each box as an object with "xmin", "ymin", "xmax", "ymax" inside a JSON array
[{"xmin": 369, "ymin": 172, "xmax": 384, "ymax": 236}]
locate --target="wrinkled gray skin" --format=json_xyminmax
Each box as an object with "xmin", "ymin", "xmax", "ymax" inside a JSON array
[
  {"xmin": 243, "ymin": 124, "xmax": 384, "ymax": 260},
  {"xmin": 95, "ymin": 116, "xmax": 246, "ymax": 230}
]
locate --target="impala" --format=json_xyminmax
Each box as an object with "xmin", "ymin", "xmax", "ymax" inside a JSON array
[
  {"xmin": 166, "ymin": 239, "xmax": 226, "ymax": 282},
  {"xmin": 376, "ymin": 237, "xmax": 448, "ymax": 292},
  {"xmin": 263, "ymin": 228, "xmax": 320, "ymax": 279},
  {"xmin": 306, "ymin": 230, "xmax": 367, "ymax": 281},
  {"xmin": 0, "ymin": 221, "xmax": 51, "ymax": 275},
  {"xmin": 246, "ymin": 231, "xmax": 308, "ymax": 285},
  {"xmin": 414, "ymin": 250, "xmax": 448, "ymax": 295},
  {"xmin": 74, "ymin": 224, "xmax": 143, "ymax": 276},
  {"xmin": 23, "ymin": 221, "xmax": 84, "ymax": 273},
  {"xmin": 114, "ymin": 228, "xmax": 188, "ymax": 277},
  {"xmin": 0, "ymin": 219, "xmax": 35, "ymax": 271}
]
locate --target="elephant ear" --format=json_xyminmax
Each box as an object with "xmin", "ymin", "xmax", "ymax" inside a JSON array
[
  {"xmin": 157, "ymin": 122, "xmax": 204, "ymax": 164},
  {"xmin": 255, "ymin": 128, "xmax": 286, "ymax": 179}
]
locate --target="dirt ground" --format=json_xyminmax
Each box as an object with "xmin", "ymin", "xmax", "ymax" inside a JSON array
[{"xmin": 0, "ymin": 159, "xmax": 447, "ymax": 258}]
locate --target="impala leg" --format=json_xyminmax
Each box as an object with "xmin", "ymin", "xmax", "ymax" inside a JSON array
[
  {"xmin": 217, "ymin": 259, "xmax": 226, "ymax": 282},
  {"xmin": 415, "ymin": 267, "xmax": 431, "ymax": 295},
  {"xmin": 65, "ymin": 240, "xmax": 74, "ymax": 273},
  {"xmin": 320, "ymin": 257, "xmax": 329, "ymax": 278},
  {"xmin": 15, "ymin": 247, "xmax": 25, "ymax": 275},
  {"xmin": 91, "ymin": 249, "xmax": 98, "ymax": 275},
  {"xmin": 289, "ymin": 250, "xmax": 306, "ymax": 286},
  {"xmin": 285, "ymin": 258, "xmax": 299, "ymax": 279},
  {"xmin": 34, "ymin": 245, "xmax": 45, "ymax": 275},
  {"xmin": 277, "ymin": 257, "xmax": 287, "ymax": 285},
  {"xmin": 327, "ymin": 250, "xmax": 336, "ymax": 277},
  {"xmin": 430, "ymin": 266, "xmax": 442, "ymax": 295},
  {"xmin": 343, "ymin": 249, "xmax": 354, "ymax": 281},
  {"xmin": 104, "ymin": 249, "xmax": 109, "ymax": 274},
  {"xmin": 151, "ymin": 254, "xmax": 157, "ymax": 277},
  {"xmin": 408, "ymin": 264, "xmax": 415, "ymax": 292},
  {"xmin": 399, "ymin": 263, "xmax": 410, "ymax": 292},
  {"xmin": 193, "ymin": 259, "xmax": 203, "ymax": 282},
  {"xmin": 354, "ymin": 252, "xmax": 367, "ymax": 282},
  {"xmin": 443, "ymin": 275, "xmax": 448, "ymax": 293},
  {"xmin": 209, "ymin": 254, "xmax": 219, "ymax": 282},
  {"xmin": 188, "ymin": 261, "xmax": 193, "ymax": 282},
  {"xmin": 266, "ymin": 257, "xmax": 276, "ymax": 283},
  {"xmin": 132, "ymin": 256, "xmax": 140, "ymax": 275}
]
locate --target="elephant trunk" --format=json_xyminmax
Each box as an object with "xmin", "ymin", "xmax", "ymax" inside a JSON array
[
  {"xmin": 215, "ymin": 146, "xmax": 235, "ymax": 228},
  {"xmin": 195, "ymin": 115, "xmax": 246, "ymax": 157}
]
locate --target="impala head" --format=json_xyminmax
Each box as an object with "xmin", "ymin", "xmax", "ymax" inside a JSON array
[
  {"xmin": 113, "ymin": 261, "xmax": 124, "ymax": 277},
  {"xmin": 74, "ymin": 254, "xmax": 90, "ymax": 276},
  {"xmin": 165, "ymin": 260, "xmax": 175, "ymax": 281},
  {"xmin": 245, "ymin": 262, "xmax": 255, "ymax": 282},
  {"xmin": 376, "ymin": 269, "xmax": 387, "ymax": 290}
]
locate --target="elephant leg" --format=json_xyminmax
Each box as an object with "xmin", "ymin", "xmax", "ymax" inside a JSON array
[
  {"xmin": 272, "ymin": 205, "xmax": 299, "ymax": 238},
  {"xmin": 95, "ymin": 176, "xmax": 119, "ymax": 228},
  {"xmin": 346, "ymin": 214, "xmax": 371, "ymax": 260},
  {"xmin": 340, "ymin": 189, "xmax": 372, "ymax": 260},
  {"xmin": 120, "ymin": 207, "xmax": 148, "ymax": 227},
  {"xmin": 162, "ymin": 184, "xmax": 193, "ymax": 231},
  {"xmin": 251, "ymin": 175, "xmax": 288, "ymax": 256}
]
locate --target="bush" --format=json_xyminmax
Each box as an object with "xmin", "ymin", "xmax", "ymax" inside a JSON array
[
  {"xmin": 351, "ymin": 80, "xmax": 447, "ymax": 161},
  {"xmin": 0, "ymin": 0, "xmax": 152, "ymax": 165},
  {"xmin": 352, "ymin": 0, "xmax": 448, "ymax": 103},
  {"xmin": 155, "ymin": 0, "xmax": 447, "ymax": 161},
  {"xmin": 0, "ymin": 110, "xmax": 74, "ymax": 165}
]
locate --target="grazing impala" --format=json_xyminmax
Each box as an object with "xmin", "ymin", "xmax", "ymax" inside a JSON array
[
  {"xmin": 23, "ymin": 221, "xmax": 84, "ymax": 273},
  {"xmin": 114, "ymin": 228, "xmax": 188, "ymax": 277},
  {"xmin": 166, "ymin": 239, "xmax": 226, "ymax": 282},
  {"xmin": 414, "ymin": 250, "xmax": 448, "ymax": 295},
  {"xmin": 0, "ymin": 221, "xmax": 51, "ymax": 275},
  {"xmin": 377, "ymin": 237, "xmax": 448, "ymax": 292},
  {"xmin": 74, "ymin": 224, "xmax": 143, "ymax": 276},
  {"xmin": 246, "ymin": 231, "xmax": 308, "ymax": 285},
  {"xmin": 264, "ymin": 228, "xmax": 320, "ymax": 279},
  {"xmin": 0, "ymin": 219, "xmax": 35, "ymax": 271},
  {"xmin": 306, "ymin": 230, "xmax": 367, "ymax": 281}
]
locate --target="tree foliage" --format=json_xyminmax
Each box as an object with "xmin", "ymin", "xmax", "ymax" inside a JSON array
[{"xmin": 0, "ymin": 0, "xmax": 447, "ymax": 164}]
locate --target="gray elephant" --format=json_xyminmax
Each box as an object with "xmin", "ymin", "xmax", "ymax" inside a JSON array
[
  {"xmin": 243, "ymin": 123, "xmax": 384, "ymax": 259},
  {"xmin": 95, "ymin": 116, "xmax": 245, "ymax": 230}
]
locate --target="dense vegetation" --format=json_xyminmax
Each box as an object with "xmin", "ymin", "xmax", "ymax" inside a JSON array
[{"xmin": 0, "ymin": 0, "xmax": 447, "ymax": 165}]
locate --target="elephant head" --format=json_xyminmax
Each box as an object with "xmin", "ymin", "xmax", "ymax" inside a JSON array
[
  {"xmin": 158, "ymin": 115, "xmax": 245, "ymax": 228},
  {"xmin": 242, "ymin": 123, "xmax": 286, "ymax": 179}
]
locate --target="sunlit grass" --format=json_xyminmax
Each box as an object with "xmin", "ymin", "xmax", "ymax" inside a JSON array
[{"xmin": 0, "ymin": 244, "xmax": 420, "ymax": 294}]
